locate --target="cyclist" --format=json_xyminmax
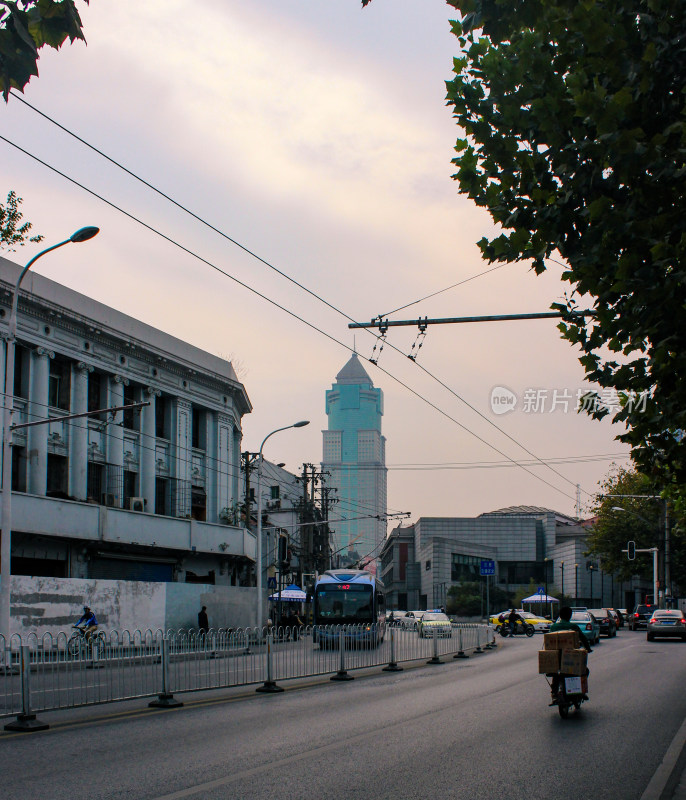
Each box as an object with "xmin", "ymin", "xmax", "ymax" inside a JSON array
[{"xmin": 75, "ymin": 606, "xmax": 99, "ymax": 640}]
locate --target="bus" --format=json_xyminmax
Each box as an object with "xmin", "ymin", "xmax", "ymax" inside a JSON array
[{"xmin": 312, "ymin": 569, "xmax": 385, "ymax": 648}]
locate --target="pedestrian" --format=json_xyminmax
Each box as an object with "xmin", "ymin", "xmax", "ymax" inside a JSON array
[{"xmin": 198, "ymin": 605, "xmax": 209, "ymax": 634}]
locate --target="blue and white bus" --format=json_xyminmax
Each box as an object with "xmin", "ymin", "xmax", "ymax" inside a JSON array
[{"xmin": 312, "ymin": 569, "xmax": 385, "ymax": 648}]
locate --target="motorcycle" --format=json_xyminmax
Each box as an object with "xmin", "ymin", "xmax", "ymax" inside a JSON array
[
  {"xmin": 499, "ymin": 620, "xmax": 535, "ymax": 637},
  {"xmin": 549, "ymin": 673, "xmax": 588, "ymax": 718}
]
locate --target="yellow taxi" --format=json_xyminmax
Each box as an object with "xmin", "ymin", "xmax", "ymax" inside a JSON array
[{"xmin": 489, "ymin": 609, "xmax": 551, "ymax": 632}]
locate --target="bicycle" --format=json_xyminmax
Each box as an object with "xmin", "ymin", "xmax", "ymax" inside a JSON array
[{"xmin": 68, "ymin": 625, "xmax": 106, "ymax": 658}]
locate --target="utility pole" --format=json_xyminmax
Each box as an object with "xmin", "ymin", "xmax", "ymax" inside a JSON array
[{"xmin": 241, "ymin": 451, "xmax": 259, "ymax": 527}]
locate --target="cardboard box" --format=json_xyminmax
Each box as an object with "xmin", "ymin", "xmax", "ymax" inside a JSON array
[
  {"xmin": 538, "ymin": 649, "xmax": 561, "ymax": 674},
  {"xmin": 560, "ymin": 648, "xmax": 588, "ymax": 676},
  {"xmin": 543, "ymin": 630, "xmax": 580, "ymax": 651}
]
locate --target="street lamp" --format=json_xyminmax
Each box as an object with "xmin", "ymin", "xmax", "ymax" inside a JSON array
[
  {"xmin": 544, "ymin": 557, "xmax": 549, "ymax": 617},
  {"xmin": 255, "ymin": 420, "xmax": 309, "ymax": 628},
  {"xmin": 612, "ymin": 505, "xmax": 660, "ymax": 607},
  {"xmin": 560, "ymin": 561, "xmax": 564, "ymax": 600},
  {"xmin": 1, "ymin": 227, "xmax": 99, "ymax": 642}
]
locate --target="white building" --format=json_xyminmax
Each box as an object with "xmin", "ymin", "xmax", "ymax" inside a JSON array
[{"xmin": 0, "ymin": 257, "xmax": 257, "ymax": 632}]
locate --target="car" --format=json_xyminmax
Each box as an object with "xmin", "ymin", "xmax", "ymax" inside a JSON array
[
  {"xmin": 630, "ymin": 604, "xmax": 658, "ymax": 631},
  {"xmin": 608, "ymin": 608, "xmax": 624, "ymax": 629},
  {"xmin": 570, "ymin": 610, "xmax": 600, "ymax": 644},
  {"xmin": 400, "ymin": 611, "xmax": 425, "ymax": 630},
  {"xmin": 617, "ymin": 608, "xmax": 629, "ymax": 623},
  {"xmin": 417, "ymin": 612, "xmax": 453, "ymax": 638},
  {"xmin": 386, "ymin": 610, "xmax": 407, "ymax": 626},
  {"xmin": 489, "ymin": 610, "xmax": 551, "ymax": 632},
  {"xmin": 646, "ymin": 609, "xmax": 686, "ymax": 641},
  {"xmin": 588, "ymin": 608, "xmax": 617, "ymax": 637}
]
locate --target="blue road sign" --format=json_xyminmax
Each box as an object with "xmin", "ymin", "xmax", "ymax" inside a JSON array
[
  {"xmin": 480, "ymin": 560, "xmax": 495, "ymax": 576},
  {"xmin": 267, "ymin": 577, "xmax": 277, "ymax": 589}
]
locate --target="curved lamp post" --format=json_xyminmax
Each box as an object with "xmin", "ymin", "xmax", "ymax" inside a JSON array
[
  {"xmin": 1, "ymin": 227, "xmax": 99, "ymax": 642},
  {"xmin": 255, "ymin": 420, "xmax": 309, "ymax": 628}
]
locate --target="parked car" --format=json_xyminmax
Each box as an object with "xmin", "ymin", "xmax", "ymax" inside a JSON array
[
  {"xmin": 630, "ymin": 604, "xmax": 658, "ymax": 631},
  {"xmin": 570, "ymin": 610, "xmax": 600, "ymax": 644},
  {"xmin": 588, "ymin": 608, "xmax": 617, "ymax": 637},
  {"xmin": 417, "ymin": 612, "xmax": 453, "ymax": 638},
  {"xmin": 646, "ymin": 609, "xmax": 686, "ymax": 641}
]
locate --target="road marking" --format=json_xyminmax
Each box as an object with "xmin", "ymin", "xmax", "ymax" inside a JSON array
[{"xmin": 641, "ymin": 714, "xmax": 686, "ymax": 800}]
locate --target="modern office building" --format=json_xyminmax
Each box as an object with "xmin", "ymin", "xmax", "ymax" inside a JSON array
[
  {"xmin": 380, "ymin": 506, "xmax": 648, "ymax": 612},
  {"xmin": 0, "ymin": 255, "xmax": 256, "ymax": 633},
  {"xmin": 322, "ymin": 353, "xmax": 387, "ymax": 566}
]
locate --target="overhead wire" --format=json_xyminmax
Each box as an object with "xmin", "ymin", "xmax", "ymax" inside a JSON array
[{"xmin": 0, "ymin": 125, "xmax": 586, "ymax": 504}]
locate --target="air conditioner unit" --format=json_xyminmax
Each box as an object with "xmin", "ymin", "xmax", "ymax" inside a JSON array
[
  {"xmin": 101, "ymin": 493, "xmax": 116, "ymax": 507},
  {"xmin": 267, "ymin": 499, "xmax": 281, "ymax": 510},
  {"xmin": 129, "ymin": 497, "xmax": 145, "ymax": 512}
]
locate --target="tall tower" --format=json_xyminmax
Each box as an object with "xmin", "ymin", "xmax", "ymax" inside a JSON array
[{"xmin": 322, "ymin": 353, "xmax": 387, "ymax": 567}]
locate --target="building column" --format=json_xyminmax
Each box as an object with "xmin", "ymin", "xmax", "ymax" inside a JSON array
[
  {"xmin": 28, "ymin": 347, "xmax": 52, "ymax": 496},
  {"xmin": 106, "ymin": 374, "xmax": 127, "ymax": 506},
  {"xmin": 173, "ymin": 398, "xmax": 192, "ymax": 517},
  {"xmin": 69, "ymin": 361, "xmax": 92, "ymax": 501},
  {"xmin": 141, "ymin": 386, "xmax": 159, "ymax": 513},
  {"xmin": 212, "ymin": 412, "xmax": 232, "ymax": 523}
]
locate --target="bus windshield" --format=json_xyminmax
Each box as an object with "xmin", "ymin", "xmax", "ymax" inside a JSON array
[{"xmin": 315, "ymin": 585, "xmax": 374, "ymax": 624}]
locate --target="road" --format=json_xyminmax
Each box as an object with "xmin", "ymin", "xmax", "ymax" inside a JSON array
[{"xmin": 1, "ymin": 629, "xmax": 684, "ymax": 800}]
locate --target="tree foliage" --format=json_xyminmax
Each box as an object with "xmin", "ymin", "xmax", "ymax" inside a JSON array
[
  {"xmin": 444, "ymin": 0, "xmax": 686, "ymax": 482},
  {"xmin": 586, "ymin": 465, "xmax": 686, "ymax": 592},
  {"xmin": 0, "ymin": 189, "xmax": 43, "ymax": 250},
  {"xmin": 0, "ymin": 0, "xmax": 88, "ymax": 101},
  {"xmin": 447, "ymin": 580, "xmax": 511, "ymax": 616},
  {"xmin": 363, "ymin": 0, "xmax": 686, "ymax": 483}
]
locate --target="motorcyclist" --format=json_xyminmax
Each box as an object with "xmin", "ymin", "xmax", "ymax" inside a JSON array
[
  {"xmin": 75, "ymin": 606, "xmax": 98, "ymax": 640},
  {"xmin": 549, "ymin": 606, "xmax": 592, "ymax": 700},
  {"xmin": 507, "ymin": 608, "xmax": 522, "ymax": 635}
]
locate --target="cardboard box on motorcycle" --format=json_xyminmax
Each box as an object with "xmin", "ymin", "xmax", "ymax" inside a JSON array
[{"xmin": 543, "ymin": 630, "xmax": 580, "ymax": 651}]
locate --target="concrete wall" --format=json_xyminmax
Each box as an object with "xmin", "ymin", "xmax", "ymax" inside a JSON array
[{"xmin": 10, "ymin": 575, "xmax": 256, "ymax": 637}]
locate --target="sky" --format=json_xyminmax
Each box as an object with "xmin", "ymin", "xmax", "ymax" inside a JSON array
[{"xmin": 1, "ymin": 0, "xmax": 630, "ymax": 525}]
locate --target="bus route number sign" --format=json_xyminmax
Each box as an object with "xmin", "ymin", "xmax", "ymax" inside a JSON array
[{"xmin": 480, "ymin": 560, "xmax": 495, "ymax": 576}]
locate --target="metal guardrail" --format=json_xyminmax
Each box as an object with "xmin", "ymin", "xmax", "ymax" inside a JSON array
[{"xmin": 0, "ymin": 622, "xmax": 496, "ymax": 730}]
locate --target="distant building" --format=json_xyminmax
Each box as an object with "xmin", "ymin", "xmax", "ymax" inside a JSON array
[
  {"xmin": 0, "ymin": 256, "xmax": 257, "ymax": 632},
  {"xmin": 322, "ymin": 353, "xmax": 387, "ymax": 567},
  {"xmin": 380, "ymin": 506, "xmax": 649, "ymax": 612}
]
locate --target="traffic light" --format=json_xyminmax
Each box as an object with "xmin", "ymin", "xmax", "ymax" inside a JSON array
[{"xmin": 627, "ymin": 541, "xmax": 636, "ymax": 560}]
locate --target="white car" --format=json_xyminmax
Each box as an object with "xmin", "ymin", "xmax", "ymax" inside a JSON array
[{"xmin": 400, "ymin": 611, "xmax": 425, "ymax": 630}]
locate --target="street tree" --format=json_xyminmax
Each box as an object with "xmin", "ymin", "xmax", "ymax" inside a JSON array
[
  {"xmin": 361, "ymin": 0, "xmax": 686, "ymax": 483},
  {"xmin": 0, "ymin": 189, "xmax": 43, "ymax": 250},
  {"xmin": 0, "ymin": 0, "xmax": 89, "ymax": 101}
]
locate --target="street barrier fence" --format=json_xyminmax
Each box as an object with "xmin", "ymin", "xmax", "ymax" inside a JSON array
[{"xmin": 0, "ymin": 622, "xmax": 495, "ymax": 728}]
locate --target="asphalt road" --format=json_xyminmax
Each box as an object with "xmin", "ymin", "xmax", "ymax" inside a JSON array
[{"xmin": 1, "ymin": 629, "xmax": 684, "ymax": 800}]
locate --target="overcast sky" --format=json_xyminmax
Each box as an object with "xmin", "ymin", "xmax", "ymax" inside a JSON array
[{"xmin": 1, "ymin": 0, "xmax": 630, "ymax": 525}]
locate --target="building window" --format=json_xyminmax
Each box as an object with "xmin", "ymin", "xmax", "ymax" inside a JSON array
[
  {"xmin": 88, "ymin": 373, "xmax": 103, "ymax": 419},
  {"xmin": 123, "ymin": 469, "xmax": 138, "ymax": 508},
  {"xmin": 451, "ymin": 553, "xmax": 481, "ymax": 582},
  {"xmin": 13, "ymin": 345, "xmax": 29, "ymax": 399},
  {"xmin": 87, "ymin": 462, "xmax": 104, "ymax": 504},
  {"xmin": 191, "ymin": 486, "xmax": 206, "ymax": 521},
  {"xmin": 123, "ymin": 384, "xmax": 139, "ymax": 431},
  {"xmin": 192, "ymin": 407, "xmax": 206, "ymax": 450},
  {"xmin": 48, "ymin": 357, "xmax": 71, "ymax": 410},
  {"xmin": 425, "ymin": 559, "xmax": 431, "ymax": 571},
  {"xmin": 46, "ymin": 454, "xmax": 68, "ymax": 496},
  {"xmin": 155, "ymin": 477, "xmax": 168, "ymax": 515},
  {"xmin": 270, "ymin": 485, "xmax": 280, "ymax": 500},
  {"xmin": 155, "ymin": 395, "xmax": 169, "ymax": 439},
  {"xmin": 11, "ymin": 446, "xmax": 27, "ymax": 492}
]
